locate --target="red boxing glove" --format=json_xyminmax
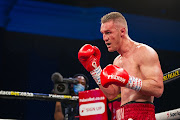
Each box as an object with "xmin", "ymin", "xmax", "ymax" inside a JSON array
[
  {"xmin": 78, "ymin": 44, "xmax": 102, "ymax": 85},
  {"xmin": 78, "ymin": 44, "xmax": 101, "ymax": 72},
  {"xmin": 100, "ymin": 64, "xmax": 142, "ymax": 91}
]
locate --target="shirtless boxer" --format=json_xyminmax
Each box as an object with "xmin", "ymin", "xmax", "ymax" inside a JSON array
[{"xmin": 78, "ymin": 12, "xmax": 164, "ymax": 120}]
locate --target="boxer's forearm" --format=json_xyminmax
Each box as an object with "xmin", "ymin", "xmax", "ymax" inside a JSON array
[
  {"xmin": 98, "ymin": 84, "xmax": 120, "ymax": 100},
  {"xmin": 140, "ymin": 79, "xmax": 164, "ymax": 98}
]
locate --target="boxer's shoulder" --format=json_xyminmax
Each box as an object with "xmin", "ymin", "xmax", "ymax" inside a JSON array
[
  {"xmin": 114, "ymin": 54, "xmax": 122, "ymax": 60},
  {"xmin": 135, "ymin": 43, "xmax": 156, "ymax": 55},
  {"xmin": 113, "ymin": 54, "xmax": 122, "ymax": 65},
  {"xmin": 133, "ymin": 43, "xmax": 158, "ymax": 63}
]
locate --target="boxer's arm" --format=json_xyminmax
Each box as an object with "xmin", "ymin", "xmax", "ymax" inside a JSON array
[
  {"xmin": 54, "ymin": 102, "xmax": 64, "ymax": 120},
  {"xmin": 97, "ymin": 57, "xmax": 121, "ymax": 100},
  {"xmin": 138, "ymin": 46, "xmax": 164, "ymax": 98},
  {"xmin": 78, "ymin": 44, "xmax": 120, "ymax": 100},
  {"xmin": 98, "ymin": 84, "xmax": 121, "ymax": 100}
]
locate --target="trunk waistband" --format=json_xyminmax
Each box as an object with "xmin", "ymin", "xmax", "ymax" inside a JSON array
[
  {"xmin": 121, "ymin": 101, "xmax": 154, "ymax": 107},
  {"xmin": 116, "ymin": 101, "xmax": 155, "ymax": 120}
]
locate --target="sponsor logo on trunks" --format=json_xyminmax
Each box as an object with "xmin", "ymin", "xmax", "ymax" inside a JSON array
[
  {"xmin": 163, "ymin": 70, "xmax": 180, "ymax": 81},
  {"xmin": 79, "ymin": 102, "xmax": 105, "ymax": 116},
  {"xmin": 108, "ymin": 75, "xmax": 126, "ymax": 83},
  {"xmin": 116, "ymin": 108, "xmax": 124, "ymax": 120}
]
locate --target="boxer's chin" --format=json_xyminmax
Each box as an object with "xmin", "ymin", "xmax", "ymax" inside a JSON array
[{"xmin": 107, "ymin": 47, "xmax": 115, "ymax": 52}]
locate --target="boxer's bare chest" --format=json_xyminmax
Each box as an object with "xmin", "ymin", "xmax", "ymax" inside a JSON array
[
  {"xmin": 114, "ymin": 47, "xmax": 152, "ymax": 105},
  {"xmin": 114, "ymin": 53, "xmax": 141, "ymax": 78}
]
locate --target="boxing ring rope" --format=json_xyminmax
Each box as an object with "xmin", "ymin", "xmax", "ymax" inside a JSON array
[
  {"xmin": 163, "ymin": 68, "xmax": 180, "ymax": 84},
  {"xmin": 155, "ymin": 108, "xmax": 180, "ymax": 120},
  {"xmin": 155, "ymin": 68, "xmax": 180, "ymax": 120},
  {"xmin": 0, "ymin": 90, "xmax": 79, "ymax": 102},
  {"xmin": 0, "ymin": 68, "xmax": 180, "ymax": 119}
]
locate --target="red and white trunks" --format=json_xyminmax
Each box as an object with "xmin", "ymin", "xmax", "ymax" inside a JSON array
[
  {"xmin": 108, "ymin": 99, "xmax": 121, "ymax": 120},
  {"xmin": 116, "ymin": 101, "xmax": 156, "ymax": 120}
]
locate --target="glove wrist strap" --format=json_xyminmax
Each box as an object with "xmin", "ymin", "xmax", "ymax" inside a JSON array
[
  {"xmin": 90, "ymin": 66, "xmax": 102, "ymax": 85},
  {"xmin": 125, "ymin": 75, "xmax": 142, "ymax": 91}
]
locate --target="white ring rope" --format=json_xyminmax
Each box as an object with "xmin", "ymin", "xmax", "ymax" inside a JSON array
[{"xmin": 155, "ymin": 108, "xmax": 180, "ymax": 120}]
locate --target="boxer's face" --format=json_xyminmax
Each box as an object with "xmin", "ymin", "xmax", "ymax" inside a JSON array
[{"xmin": 100, "ymin": 20, "xmax": 121, "ymax": 52}]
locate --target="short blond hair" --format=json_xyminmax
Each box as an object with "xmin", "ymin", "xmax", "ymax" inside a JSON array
[{"xmin": 101, "ymin": 12, "xmax": 128, "ymax": 32}]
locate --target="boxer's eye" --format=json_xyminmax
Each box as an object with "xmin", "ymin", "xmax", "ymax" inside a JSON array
[{"xmin": 105, "ymin": 31, "xmax": 111, "ymax": 34}]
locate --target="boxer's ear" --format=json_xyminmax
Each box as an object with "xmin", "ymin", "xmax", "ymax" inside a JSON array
[{"xmin": 120, "ymin": 27, "xmax": 126, "ymax": 37}]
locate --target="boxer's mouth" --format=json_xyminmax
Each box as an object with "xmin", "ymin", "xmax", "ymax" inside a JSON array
[{"xmin": 106, "ymin": 43, "xmax": 111, "ymax": 47}]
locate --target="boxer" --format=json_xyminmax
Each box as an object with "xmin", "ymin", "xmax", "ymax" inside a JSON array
[{"xmin": 78, "ymin": 12, "xmax": 164, "ymax": 120}]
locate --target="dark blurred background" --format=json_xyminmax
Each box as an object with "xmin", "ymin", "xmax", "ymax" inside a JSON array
[{"xmin": 0, "ymin": 0, "xmax": 180, "ymax": 119}]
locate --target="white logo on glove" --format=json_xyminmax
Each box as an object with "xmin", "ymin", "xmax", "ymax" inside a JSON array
[
  {"xmin": 107, "ymin": 75, "xmax": 126, "ymax": 83},
  {"xmin": 92, "ymin": 61, "xmax": 97, "ymax": 68}
]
